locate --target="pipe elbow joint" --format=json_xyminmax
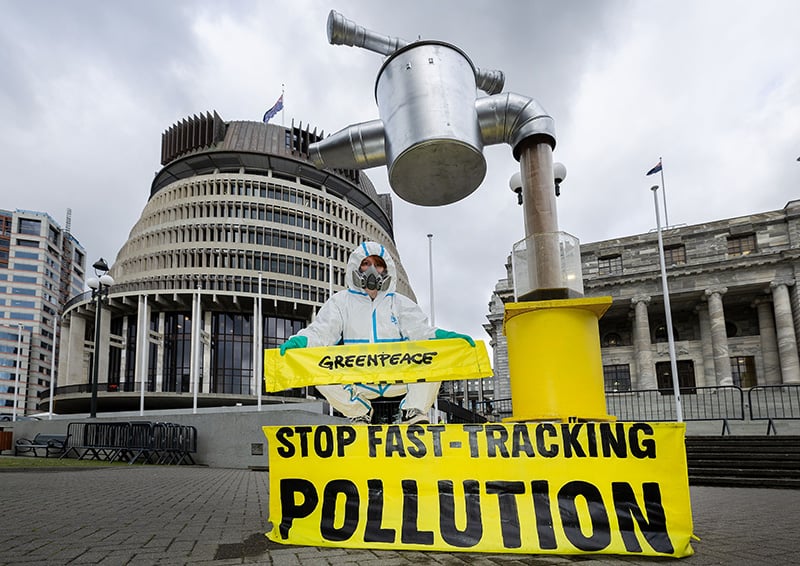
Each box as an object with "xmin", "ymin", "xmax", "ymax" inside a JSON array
[{"xmin": 476, "ymin": 93, "xmax": 556, "ymax": 160}]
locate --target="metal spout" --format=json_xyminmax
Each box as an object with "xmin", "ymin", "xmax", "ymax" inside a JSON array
[
  {"xmin": 327, "ymin": 10, "xmax": 505, "ymax": 95},
  {"xmin": 309, "ymin": 119, "xmax": 387, "ymax": 171},
  {"xmin": 327, "ymin": 10, "xmax": 406, "ymax": 56}
]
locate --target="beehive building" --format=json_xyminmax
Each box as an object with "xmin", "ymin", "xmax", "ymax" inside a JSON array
[{"xmin": 53, "ymin": 112, "xmax": 415, "ymax": 413}]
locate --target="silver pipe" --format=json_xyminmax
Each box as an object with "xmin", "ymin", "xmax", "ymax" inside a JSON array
[
  {"xmin": 475, "ymin": 93, "xmax": 556, "ymax": 157},
  {"xmin": 327, "ymin": 10, "xmax": 505, "ymax": 95},
  {"xmin": 474, "ymin": 68, "xmax": 505, "ymax": 97},
  {"xmin": 310, "ymin": 94, "xmax": 556, "ymax": 175},
  {"xmin": 308, "ymin": 119, "xmax": 386, "ymax": 171},
  {"xmin": 328, "ymin": 10, "xmax": 407, "ymax": 56}
]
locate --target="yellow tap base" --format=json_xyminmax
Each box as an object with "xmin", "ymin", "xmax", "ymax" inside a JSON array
[{"xmin": 503, "ymin": 296, "xmax": 615, "ymax": 422}]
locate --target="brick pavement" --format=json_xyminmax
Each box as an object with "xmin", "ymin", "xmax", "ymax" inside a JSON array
[{"xmin": 1, "ymin": 466, "xmax": 798, "ymax": 565}]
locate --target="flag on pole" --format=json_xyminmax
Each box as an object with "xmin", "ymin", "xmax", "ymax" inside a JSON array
[
  {"xmin": 646, "ymin": 160, "xmax": 663, "ymax": 176},
  {"xmin": 262, "ymin": 94, "xmax": 284, "ymax": 123}
]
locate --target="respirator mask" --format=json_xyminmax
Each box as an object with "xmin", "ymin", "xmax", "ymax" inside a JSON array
[{"xmin": 353, "ymin": 263, "xmax": 391, "ymax": 292}]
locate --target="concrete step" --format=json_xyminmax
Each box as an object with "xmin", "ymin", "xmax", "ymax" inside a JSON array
[
  {"xmin": 685, "ymin": 435, "xmax": 800, "ymax": 489},
  {"xmin": 688, "ymin": 475, "xmax": 800, "ymax": 489},
  {"xmin": 688, "ymin": 466, "xmax": 800, "ymax": 478}
]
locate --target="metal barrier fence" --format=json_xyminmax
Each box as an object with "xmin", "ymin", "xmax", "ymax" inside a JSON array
[
  {"xmin": 748, "ymin": 384, "xmax": 800, "ymax": 434},
  {"xmin": 466, "ymin": 385, "xmax": 800, "ymax": 435},
  {"xmin": 61, "ymin": 421, "xmax": 197, "ymax": 465},
  {"xmin": 606, "ymin": 386, "xmax": 745, "ymax": 424}
]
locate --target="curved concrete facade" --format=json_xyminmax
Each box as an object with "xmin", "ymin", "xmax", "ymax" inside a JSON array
[{"xmin": 53, "ymin": 114, "xmax": 414, "ymax": 414}]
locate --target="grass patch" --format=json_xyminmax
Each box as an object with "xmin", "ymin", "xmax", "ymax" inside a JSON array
[{"xmin": 0, "ymin": 456, "xmax": 136, "ymax": 468}]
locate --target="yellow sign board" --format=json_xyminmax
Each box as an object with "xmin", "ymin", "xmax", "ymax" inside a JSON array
[
  {"xmin": 263, "ymin": 421, "xmax": 694, "ymax": 557},
  {"xmin": 264, "ymin": 338, "xmax": 492, "ymax": 392}
]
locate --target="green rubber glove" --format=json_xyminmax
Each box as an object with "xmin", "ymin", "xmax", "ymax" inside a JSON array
[
  {"xmin": 280, "ymin": 335, "xmax": 308, "ymax": 356},
  {"xmin": 434, "ymin": 329, "xmax": 475, "ymax": 347}
]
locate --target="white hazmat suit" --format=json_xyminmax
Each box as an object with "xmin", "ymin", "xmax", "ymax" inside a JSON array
[{"xmin": 288, "ymin": 242, "xmax": 442, "ymax": 419}]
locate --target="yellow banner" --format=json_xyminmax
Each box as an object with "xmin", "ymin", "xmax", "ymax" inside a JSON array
[
  {"xmin": 263, "ymin": 338, "xmax": 492, "ymax": 392},
  {"xmin": 263, "ymin": 422, "xmax": 694, "ymax": 557}
]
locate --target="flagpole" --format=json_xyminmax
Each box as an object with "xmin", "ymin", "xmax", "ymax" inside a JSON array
[
  {"xmin": 658, "ymin": 157, "xmax": 669, "ymax": 228},
  {"xmin": 651, "ymin": 184, "xmax": 683, "ymax": 422},
  {"xmin": 281, "ymin": 84, "xmax": 285, "ymax": 127}
]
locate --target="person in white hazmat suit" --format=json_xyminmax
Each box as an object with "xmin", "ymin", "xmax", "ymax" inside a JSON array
[{"xmin": 279, "ymin": 241, "xmax": 475, "ymax": 424}]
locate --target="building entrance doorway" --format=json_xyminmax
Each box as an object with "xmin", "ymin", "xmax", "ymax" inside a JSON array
[{"xmin": 656, "ymin": 360, "xmax": 696, "ymax": 393}]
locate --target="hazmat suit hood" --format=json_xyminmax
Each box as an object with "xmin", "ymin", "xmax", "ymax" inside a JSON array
[{"xmin": 346, "ymin": 241, "xmax": 398, "ymax": 294}]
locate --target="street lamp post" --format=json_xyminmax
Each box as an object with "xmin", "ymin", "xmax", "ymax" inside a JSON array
[{"xmin": 87, "ymin": 258, "xmax": 114, "ymax": 419}]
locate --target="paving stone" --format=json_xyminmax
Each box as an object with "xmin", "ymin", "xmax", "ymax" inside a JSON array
[{"xmin": 0, "ymin": 467, "xmax": 797, "ymax": 565}]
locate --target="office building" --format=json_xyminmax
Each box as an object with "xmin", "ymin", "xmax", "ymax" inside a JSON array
[{"xmin": 0, "ymin": 209, "xmax": 85, "ymax": 416}]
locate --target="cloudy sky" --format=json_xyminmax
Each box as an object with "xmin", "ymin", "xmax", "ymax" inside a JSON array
[{"xmin": 2, "ymin": 0, "xmax": 799, "ymax": 350}]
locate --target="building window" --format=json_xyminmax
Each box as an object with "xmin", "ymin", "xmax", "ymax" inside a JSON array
[
  {"xmin": 654, "ymin": 322, "xmax": 680, "ymax": 343},
  {"xmin": 602, "ymin": 332, "xmax": 623, "ymax": 347},
  {"xmin": 9, "ymin": 312, "xmax": 35, "ymax": 321},
  {"xmin": 727, "ymin": 233, "xmax": 756, "ymax": 256},
  {"xmin": 597, "ymin": 254, "xmax": 622, "ymax": 276},
  {"xmin": 663, "ymin": 244, "xmax": 686, "ymax": 265},
  {"xmin": 211, "ymin": 313, "xmax": 252, "ymax": 395},
  {"xmin": 603, "ymin": 364, "xmax": 631, "ymax": 392},
  {"xmin": 730, "ymin": 356, "xmax": 757, "ymax": 388},
  {"xmin": 163, "ymin": 312, "xmax": 194, "ymax": 393},
  {"xmin": 17, "ymin": 218, "xmax": 41, "ymax": 236}
]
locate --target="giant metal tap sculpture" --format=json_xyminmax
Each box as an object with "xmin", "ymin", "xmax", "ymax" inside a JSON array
[
  {"xmin": 310, "ymin": 11, "xmax": 565, "ymax": 300},
  {"xmin": 311, "ymin": 10, "xmax": 613, "ymax": 425}
]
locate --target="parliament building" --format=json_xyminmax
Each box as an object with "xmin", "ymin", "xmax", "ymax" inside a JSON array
[{"xmin": 485, "ymin": 200, "xmax": 800, "ymax": 401}]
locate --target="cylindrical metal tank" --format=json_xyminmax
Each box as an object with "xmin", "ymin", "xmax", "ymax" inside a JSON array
[{"xmin": 375, "ymin": 41, "xmax": 486, "ymax": 206}]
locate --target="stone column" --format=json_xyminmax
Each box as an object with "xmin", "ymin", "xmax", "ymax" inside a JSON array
[
  {"xmin": 156, "ymin": 312, "xmax": 165, "ymax": 392},
  {"xmin": 135, "ymin": 296, "xmax": 150, "ymax": 393},
  {"xmin": 705, "ymin": 287, "xmax": 733, "ymax": 386},
  {"xmin": 696, "ymin": 305, "xmax": 715, "ymax": 387},
  {"xmin": 771, "ymin": 281, "xmax": 800, "ymax": 384},
  {"xmin": 754, "ymin": 298, "xmax": 781, "ymax": 385},
  {"xmin": 631, "ymin": 295, "xmax": 656, "ymax": 389},
  {"xmin": 57, "ymin": 315, "xmax": 72, "ymax": 387},
  {"xmin": 202, "ymin": 311, "xmax": 212, "ymax": 394},
  {"xmin": 119, "ymin": 316, "xmax": 129, "ymax": 385},
  {"xmin": 65, "ymin": 314, "xmax": 87, "ymax": 387}
]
